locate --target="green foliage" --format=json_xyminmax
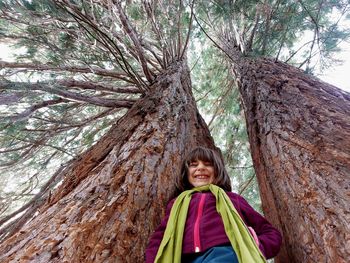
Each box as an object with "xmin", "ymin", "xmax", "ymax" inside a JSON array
[
  {"xmin": 189, "ymin": 40, "xmax": 261, "ymax": 209},
  {"xmin": 195, "ymin": 0, "xmax": 350, "ymax": 74}
]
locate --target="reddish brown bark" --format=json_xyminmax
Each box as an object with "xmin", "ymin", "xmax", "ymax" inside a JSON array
[
  {"xmin": 0, "ymin": 62, "xmax": 216, "ymax": 262},
  {"xmin": 228, "ymin": 50, "xmax": 350, "ymax": 262}
]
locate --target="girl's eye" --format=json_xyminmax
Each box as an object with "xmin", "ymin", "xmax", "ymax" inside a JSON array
[{"xmin": 189, "ymin": 161, "xmax": 213, "ymax": 167}]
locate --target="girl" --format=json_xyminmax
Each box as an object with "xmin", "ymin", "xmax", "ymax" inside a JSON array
[{"xmin": 146, "ymin": 147, "xmax": 282, "ymax": 263}]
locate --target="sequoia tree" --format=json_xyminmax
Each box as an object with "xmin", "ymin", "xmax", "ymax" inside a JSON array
[{"xmin": 227, "ymin": 49, "xmax": 350, "ymax": 263}]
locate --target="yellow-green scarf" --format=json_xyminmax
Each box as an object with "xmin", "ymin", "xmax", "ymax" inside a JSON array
[{"xmin": 154, "ymin": 184, "xmax": 266, "ymax": 263}]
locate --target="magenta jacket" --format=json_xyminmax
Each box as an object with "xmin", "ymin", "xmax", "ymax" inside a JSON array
[{"xmin": 145, "ymin": 192, "xmax": 282, "ymax": 262}]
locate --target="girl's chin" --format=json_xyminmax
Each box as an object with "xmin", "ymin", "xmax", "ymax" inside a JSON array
[{"xmin": 192, "ymin": 182, "xmax": 211, "ymax": 187}]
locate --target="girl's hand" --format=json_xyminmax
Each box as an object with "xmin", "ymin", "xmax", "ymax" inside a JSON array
[{"xmin": 248, "ymin": 226, "xmax": 260, "ymax": 246}]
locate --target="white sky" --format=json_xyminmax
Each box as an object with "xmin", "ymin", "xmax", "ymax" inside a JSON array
[
  {"xmin": 0, "ymin": 42, "xmax": 349, "ymax": 92},
  {"xmin": 316, "ymin": 43, "xmax": 350, "ymax": 92},
  {"xmin": 0, "ymin": 43, "xmax": 21, "ymax": 62}
]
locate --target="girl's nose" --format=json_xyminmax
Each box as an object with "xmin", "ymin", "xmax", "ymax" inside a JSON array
[{"xmin": 197, "ymin": 161, "xmax": 206, "ymax": 169}]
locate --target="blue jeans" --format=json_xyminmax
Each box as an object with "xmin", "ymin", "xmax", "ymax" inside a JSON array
[{"xmin": 182, "ymin": 245, "xmax": 239, "ymax": 263}]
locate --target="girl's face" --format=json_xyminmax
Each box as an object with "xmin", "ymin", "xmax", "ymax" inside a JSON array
[{"xmin": 187, "ymin": 159, "xmax": 215, "ymax": 188}]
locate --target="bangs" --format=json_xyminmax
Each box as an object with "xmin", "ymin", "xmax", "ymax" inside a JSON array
[{"xmin": 186, "ymin": 147, "xmax": 214, "ymax": 164}]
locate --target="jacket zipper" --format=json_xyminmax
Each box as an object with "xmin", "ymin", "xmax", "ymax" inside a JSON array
[{"xmin": 194, "ymin": 193, "xmax": 206, "ymax": 253}]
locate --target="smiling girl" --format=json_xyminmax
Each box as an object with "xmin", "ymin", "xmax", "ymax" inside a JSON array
[{"xmin": 145, "ymin": 147, "xmax": 282, "ymax": 263}]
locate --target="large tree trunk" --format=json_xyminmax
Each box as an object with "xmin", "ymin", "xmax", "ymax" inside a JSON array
[
  {"xmin": 0, "ymin": 62, "xmax": 215, "ymax": 262},
  {"xmin": 228, "ymin": 49, "xmax": 350, "ymax": 262}
]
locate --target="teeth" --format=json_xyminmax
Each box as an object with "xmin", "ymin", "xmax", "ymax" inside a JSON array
[{"xmin": 195, "ymin": 175, "xmax": 208, "ymax": 179}]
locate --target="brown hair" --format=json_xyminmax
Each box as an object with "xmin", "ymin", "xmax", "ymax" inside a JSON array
[{"xmin": 175, "ymin": 146, "xmax": 232, "ymax": 194}]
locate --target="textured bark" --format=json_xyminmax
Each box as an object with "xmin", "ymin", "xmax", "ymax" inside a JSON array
[
  {"xmin": 228, "ymin": 51, "xmax": 350, "ymax": 262},
  {"xmin": 0, "ymin": 62, "xmax": 216, "ymax": 262}
]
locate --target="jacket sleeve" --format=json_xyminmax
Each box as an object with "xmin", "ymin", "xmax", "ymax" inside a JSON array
[
  {"xmin": 145, "ymin": 199, "xmax": 175, "ymax": 263},
  {"xmin": 228, "ymin": 193, "xmax": 282, "ymax": 259}
]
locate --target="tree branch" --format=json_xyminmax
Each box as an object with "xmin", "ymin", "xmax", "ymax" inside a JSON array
[
  {"xmin": 143, "ymin": 1, "xmax": 170, "ymax": 68},
  {"xmin": 246, "ymin": 9, "xmax": 260, "ymax": 51},
  {"xmin": 0, "ymin": 161, "xmax": 71, "ymax": 242},
  {"xmin": 57, "ymin": 79, "xmax": 141, "ymax": 94},
  {"xmin": 54, "ymin": 0, "xmax": 148, "ymax": 90},
  {"xmin": 0, "ymin": 61, "xmax": 132, "ymax": 81},
  {"xmin": 193, "ymin": 13, "xmax": 231, "ymax": 59},
  {"xmin": 239, "ymin": 175, "xmax": 255, "ymax": 195},
  {"xmin": 1, "ymin": 81, "xmax": 136, "ymax": 108},
  {"xmin": 115, "ymin": 1, "xmax": 155, "ymax": 83},
  {"xmin": 2, "ymin": 98, "xmax": 68, "ymax": 122},
  {"xmin": 180, "ymin": 0, "xmax": 195, "ymax": 60}
]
